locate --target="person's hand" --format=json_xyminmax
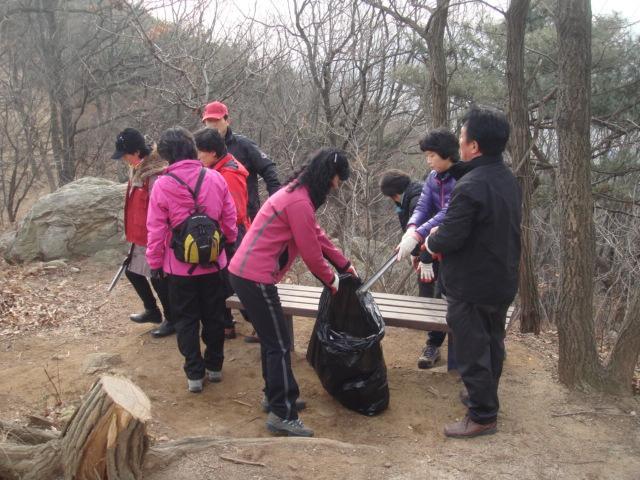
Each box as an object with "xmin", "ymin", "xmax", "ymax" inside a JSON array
[
  {"xmin": 330, "ymin": 273, "xmax": 340, "ymax": 295},
  {"xmin": 150, "ymin": 268, "xmax": 164, "ymax": 280},
  {"xmin": 411, "ymin": 255, "xmax": 420, "ymax": 270},
  {"xmin": 430, "ymin": 226, "xmax": 439, "ymax": 236},
  {"xmin": 418, "ymin": 262, "xmax": 434, "ymax": 283},
  {"xmin": 346, "ymin": 264, "xmax": 359, "ymax": 278},
  {"xmin": 396, "ymin": 228, "xmax": 420, "ymax": 261}
]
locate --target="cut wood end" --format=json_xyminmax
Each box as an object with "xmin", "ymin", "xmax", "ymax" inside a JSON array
[{"xmin": 99, "ymin": 375, "xmax": 152, "ymax": 421}]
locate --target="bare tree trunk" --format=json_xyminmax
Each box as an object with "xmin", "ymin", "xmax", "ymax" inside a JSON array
[
  {"xmin": 0, "ymin": 375, "xmax": 151, "ymax": 480},
  {"xmin": 554, "ymin": 0, "xmax": 603, "ymax": 388},
  {"xmin": 426, "ymin": 0, "xmax": 449, "ymax": 128},
  {"xmin": 506, "ymin": 0, "xmax": 542, "ymax": 334},
  {"xmin": 602, "ymin": 288, "xmax": 640, "ymax": 394}
]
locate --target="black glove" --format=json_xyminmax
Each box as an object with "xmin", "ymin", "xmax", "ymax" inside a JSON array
[{"xmin": 150, "ymin": 268, "xmax": 163, "ymax": 280}]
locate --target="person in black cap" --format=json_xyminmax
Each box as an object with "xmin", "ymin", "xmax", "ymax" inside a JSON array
[{"xmin": 112, "ymin": 128, "xmax": 175, "ymax": 338}]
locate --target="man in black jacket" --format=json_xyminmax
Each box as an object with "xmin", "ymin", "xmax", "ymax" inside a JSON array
[
  {"xmin": 426, "ymin": 106, "xmax": 521, "ymax": 438},
  {"xmin": 202, "ymin": 101, "xmax": 281, "ymax": 341},
  {"xmin": 202, "ymin": 101, "xmax": 281, "ymax": 220}
]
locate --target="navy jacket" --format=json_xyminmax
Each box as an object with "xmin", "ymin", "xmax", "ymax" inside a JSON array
[
  {"xmin": 427, "ymin": 155, "xmax": 521, "ymax": 304},
  {"xmin": 224, "ymin": 128, "xmax": 280, "ymax": 219}
]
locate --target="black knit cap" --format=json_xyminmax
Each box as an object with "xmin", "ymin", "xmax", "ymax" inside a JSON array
[{"xmin": 111, "ymin": 128, "xmax": 148, "ymax": 159}]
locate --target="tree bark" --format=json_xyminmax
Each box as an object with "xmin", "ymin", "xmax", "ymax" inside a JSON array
[
  {"xmin": 602, "ymin": 287, "xmax": 640, "ymax": 394},
  {"xmin": 554, "ymin": 0, "xmax": 603, "ymax": 388},
  {"xmin": 0, "ymin": 375, "xmax": 151, "ymax": 480},
  {"xmin": 426, "ymin": 0, "xmax": 449, "ymax": 128},
  {"xmin": 506, "ymin": 0, "xmax": 542, "ymax": 334}
]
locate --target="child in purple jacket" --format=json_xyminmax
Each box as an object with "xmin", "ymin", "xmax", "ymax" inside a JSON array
[{"xmin": 395, "ymin": 129, "xmax": 459, "ymax": 369}]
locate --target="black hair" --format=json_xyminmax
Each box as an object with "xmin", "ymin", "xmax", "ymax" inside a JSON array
[
  {"xmin": 194, "ymin": 127, "xmax": 228, "ymax": 158},
  {"xmin": 157, "ymin": 127, "xmax": 198, "ymax": 165},
  {"xmin": 286, "ymin": 148, "xmax": 350, "ymax": 210},
  {"xmin": 461, "ymin": 106, "xmax": 510, "ymax": 156},
  {"xmin": 419, "ymin": 128, "xmax": 460, "ymax": 162},
  {"xmin": 379, "ymin": 169, "xmax": 411, "ymax": 197}
]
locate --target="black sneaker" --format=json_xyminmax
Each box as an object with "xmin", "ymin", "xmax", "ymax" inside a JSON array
[
  {"xmin": 417, "ymin": 345, "xmax": 441, "ymax": 369},
  {"xmin": 129, "ymin": 309, "xmax": 162, "ymax": 324},
  {"xmin": 266, "ymin": 412, "xmax": 314, "ymax": 437},
  {"xmin": 151, "ymin": 319, "xmax": 175, "ymax": 338}
]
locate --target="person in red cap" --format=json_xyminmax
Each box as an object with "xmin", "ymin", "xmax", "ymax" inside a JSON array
[{"xmin": 202, "ymin": 100, "xmax": 281, "ymax": 342}]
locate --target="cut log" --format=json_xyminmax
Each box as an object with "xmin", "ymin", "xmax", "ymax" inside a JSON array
[{"xmin": 0, "ymin": 375, "xmax": 151, "ymax": 480}]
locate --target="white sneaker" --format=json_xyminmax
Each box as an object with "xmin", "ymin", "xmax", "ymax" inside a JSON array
[
  {"xmin": 187, "ymin": 377, "xmax": 204, "ymax": 393},
  {"xmin": 206, "ymin": 369, "xmax": 222, "ymax": 383}
]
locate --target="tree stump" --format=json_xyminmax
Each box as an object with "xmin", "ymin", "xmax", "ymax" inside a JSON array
[{"xmin": 0, "ymin": 375, "xmax": 151, "ymax": 480}]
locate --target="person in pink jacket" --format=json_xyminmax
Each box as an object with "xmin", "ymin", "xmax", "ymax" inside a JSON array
[
  {"xmin": 229, "ymin": 147, "xmax": 357, "ymax": 437},
  {"xmin": 146, "ymin": 127, "xmax": 238, "ymax": 393}
]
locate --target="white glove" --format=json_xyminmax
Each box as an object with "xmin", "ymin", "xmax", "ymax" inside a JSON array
[
  {"xmin": 419, "ymin": 262, "xmax": 434, "ymax": 283},
  {"xmin": 330, "ymin": 273, "xmax": 340, "ymax": 294},
  {"xmin": 396, "ymin": 228, "xmax": 419, "ymax": 261}
]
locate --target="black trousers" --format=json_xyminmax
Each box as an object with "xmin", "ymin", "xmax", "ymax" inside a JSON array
[
  {"xmin": 125, "ymin": 269, "xmax": 170, "ymax": 318},
  {"xmin": 446, "ymin": 296, "xmax": 509, "ymax": 424},
  {"xmin": 167, "ymin": 272, "xmax": 226, "ymax": 380},
  {"xmin": 229, "ymin": 273, "xmax": 300, "ymax": 420}
]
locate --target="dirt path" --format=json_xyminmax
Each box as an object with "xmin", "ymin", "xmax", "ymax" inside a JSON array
[{"xmin": 1, "ymin": 258, "xmax": 639, "ymax": 479}]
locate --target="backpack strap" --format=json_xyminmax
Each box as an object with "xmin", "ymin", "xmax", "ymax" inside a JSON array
[{"xmin": 165, "ymin": 168, "xmax": 207, "ymax": 208}]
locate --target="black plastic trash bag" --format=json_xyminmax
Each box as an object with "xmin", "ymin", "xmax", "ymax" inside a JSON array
[{"xmin": 306, "ymin": 274, "xmax": 389, "ymax": 416}]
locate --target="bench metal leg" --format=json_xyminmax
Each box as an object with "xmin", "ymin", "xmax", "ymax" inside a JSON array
[{"xmin": 284, "ymin": 313, "xmax": 294, "ymax": 352}]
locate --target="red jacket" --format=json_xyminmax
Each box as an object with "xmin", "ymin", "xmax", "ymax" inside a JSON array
[
  {"xmin": 210, "ymin": 153, "xmax": 251, "ymax": 229},
  {"xmin": 124, "ymin": 180, "xmax": 150, "ymax": 246}
]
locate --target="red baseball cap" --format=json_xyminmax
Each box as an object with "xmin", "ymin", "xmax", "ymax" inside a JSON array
[{"xmin": 202, "ymin": 101, "xmax": 229, "ymax": 121}]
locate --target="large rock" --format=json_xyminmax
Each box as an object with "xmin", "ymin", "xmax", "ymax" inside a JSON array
[{"xmin": 4, "ymin": 177, "xmax": 127, "ymax": 262}]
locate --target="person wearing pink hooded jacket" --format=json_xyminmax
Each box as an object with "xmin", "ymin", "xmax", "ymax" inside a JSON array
[
  {"xmin": 146, "ymin": 127, "xmax": 237, "ymax": 393},
  {"xmin": 229, "ymin": 148, "xmax": 357, "ymax": 437}
]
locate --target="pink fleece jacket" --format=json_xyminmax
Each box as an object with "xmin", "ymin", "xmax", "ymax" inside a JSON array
[
  {"xmin": 229, "ymin": 183, "xmax": 349, "ymax": 286},
  {"xmin": 146, "ymin": 159, "xmax": 238, "ymax": 276}
]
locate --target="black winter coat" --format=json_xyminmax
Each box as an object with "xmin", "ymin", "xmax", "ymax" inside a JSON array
[
  {"xmin": 427, "ymin": 155, "xmax": 521, "ymax": 304},
  {"xmin": 224, "ymin": 128, "xmax": 281, "ymax": 219}
]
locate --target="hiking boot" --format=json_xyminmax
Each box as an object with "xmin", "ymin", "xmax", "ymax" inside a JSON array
[
  {"xmin": 129, "ymin": 309, "xmax": 162, "ymax": 324},
  {"xmin": 418, "ymin": 345, "xmax": 441, "ymax": 369},
  {"xmin": 206, "ymin": 369, "xmax": 222, "ymax": 383},
  {"xmin": 266, "ymin": 412, "xmax": 314, "ymax": 437},
  {"xmin": 224, "ymin": 326, "xmax": 237, "ymax": 339},
  {"xmin": 151, "ymin": 319, "xmax": 175, "ymax": 338},
  {"xmin": 444, "ymin": 415, "xmax": 497, "ymax": 438},
  {"xmin": 261, "ymin": 396, "xmax": 307, "ymax": 413},
  {"xmin": 187, "ymin": 377, "xmax": 205, "ymax": 393}
]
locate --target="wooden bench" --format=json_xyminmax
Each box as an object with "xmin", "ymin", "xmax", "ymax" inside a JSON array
[{"xmin": 226, "ymin": 283, "xmax": 514, "ymax": 350}]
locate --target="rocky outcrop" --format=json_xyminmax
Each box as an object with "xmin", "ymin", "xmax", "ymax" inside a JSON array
[{"xmin": 4, "ymin": 177, "xmax": 127, "ymax": 263}]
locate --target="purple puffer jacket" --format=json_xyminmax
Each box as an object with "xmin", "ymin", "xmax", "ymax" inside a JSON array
[{"xmin": 407, "ymin": 170, "xmax": 456, "ymax": 240}]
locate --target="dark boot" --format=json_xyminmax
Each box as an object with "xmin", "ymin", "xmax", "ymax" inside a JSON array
[
  {"xmin": 129, "ymin": 309, "xmax": 162, "ymax": 324},
  {"xmin": 151, "ymin": 319, "xmax": 175, "ymax": 338},
  {"xmin": 444, "ymin": 415, "xmax": 497, "ymax": 438},
  {"xmin": 224, "ymin": 325, "xmax": 237, "ymax": 339},
  {"xmin": 417, "ymin": 344, "xmax": 441, "ymax": 369}
]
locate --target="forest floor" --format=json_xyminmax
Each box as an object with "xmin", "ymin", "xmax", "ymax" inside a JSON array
[{"xmin": 1, "ymin": 257, "xmax": 639, "ymax": 479}]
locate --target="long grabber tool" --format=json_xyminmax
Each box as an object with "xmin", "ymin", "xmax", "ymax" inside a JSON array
[
  {"xmin": 107, "ymin": 244, "xmax": 135, "ymax": 293},
  {"xmin": 356, "ymin": 252, "xmax": 397, "ymax": 295}
]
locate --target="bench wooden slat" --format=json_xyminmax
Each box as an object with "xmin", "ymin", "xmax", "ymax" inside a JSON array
[
  {"xmin": 226, "ymin": 283, "xmax": 514, "ymax": 334},
  {"xmin": 276, "ymin": 283, "xmax": 513, "ymax": 314},
  {"xmin": 273, "ymin": 293, "xmax": 449, "ymax": 319}
]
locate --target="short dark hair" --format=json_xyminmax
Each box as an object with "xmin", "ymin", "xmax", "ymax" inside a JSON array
[
  {"xmin": 157, "ymin": 127, "xmax": 198, "ymax": 165},
  {"xmin": 194, "ymin": 128, "xmax": 227, "ymax": 158},
  {"xmin": 419, "ymin": 128, "xmax": 460, "ymax": 162},
  {"xmin": 461, "ymin": 106, "xmax": 510, "ymax": 156},
  {"xmin": 379, "ymin": 169, "xmax": 411, "ymax": 197}
]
